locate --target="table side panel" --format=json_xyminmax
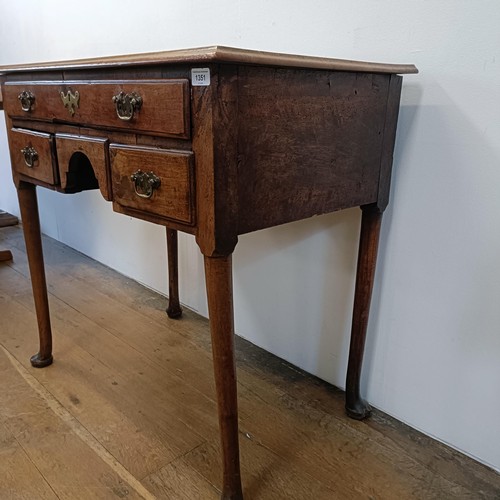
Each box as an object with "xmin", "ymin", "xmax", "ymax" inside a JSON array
[{"xmin": 236, "ymin": 66, "xmax": 390, "ymax": 234}]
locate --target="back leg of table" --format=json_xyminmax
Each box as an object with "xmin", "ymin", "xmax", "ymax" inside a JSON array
[
  {"xmin": 166, "ymin": 228, "xmax": 182, "ymax": 318},
  {"xmin": 17, "ymin": 183, "xmax": 53, "ymax": 368},
  {"xmin": 345, "ymin": 204, "xmax": 383, "ymax": 420}
]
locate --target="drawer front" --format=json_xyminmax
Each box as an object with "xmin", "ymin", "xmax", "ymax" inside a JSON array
[
  {"xmin": 56, "ymin": 134, "xmax": 111, "ymax": 200},
  {"xmin": 3, "ymin": 80, "xmax": 190, "ymax": 138},
  {"xmin": 110, "ymin": 145, "xmax": 194, "ymax": 225},
  {"xmin": 9, "ymin": 128, "xmax": 58, "ymax": 184}
]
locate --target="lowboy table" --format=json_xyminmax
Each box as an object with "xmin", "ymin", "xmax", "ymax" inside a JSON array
[{"xmin": 0, "ymin": 47, "xmax": 416, "ymax": 499}]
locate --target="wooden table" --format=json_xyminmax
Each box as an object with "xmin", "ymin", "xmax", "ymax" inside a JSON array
[{"xmin": 0, "ymin": 47, "xmax": 416, "ymax": 499}]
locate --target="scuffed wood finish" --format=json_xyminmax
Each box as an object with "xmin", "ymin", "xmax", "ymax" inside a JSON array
[
  {"xmin": 204, "ymin": 255, "xmax": 242, "ymax": 500},
  {"xmin": 193, "ymin": 64, "xmax": 239, "ymax": 257},
  {"xmin": 110, "ymin": 144, "xmax": 195, "ymax": 225},
  {"xmin": 0, "ymin": 421, "xmax": 59, "ymax": 499},
  {"xmin": 237, "ymin": 67, "xmax": 387, "ymax": 233},
  {"xmin": 55, "ymin": 134, "xmax": 111, "ymax": 200},
  {"xmin": 346, "ymin": 204, "xmax": 383, "ymax": 419},
  {"xmin": 166, "ymin": 228, "xmax": 182, "ymax": 319},
  {"xmin": 3, "ymin": 80, "xmax": 190, "ymax": 138},
  {"xmin": 0, "ymin": 45, "xmax": 418, "ymax": 75},
  {"xmin": 9, "ymin": 128, "xmax": 58, "ymax": 185},
  {"xmin": 16, "ymin": 183, "xmax": 53, "ymax": 368}
]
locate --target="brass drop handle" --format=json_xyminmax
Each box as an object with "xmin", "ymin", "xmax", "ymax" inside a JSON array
[
  {"xmin": 21, "ymin": 146, "xmax": 38, "ymax": 168},
  {"xmin": 18, "ymin": 91, "xmax": 35, "ymax": 112},
  {"xmin": 112, "ymin": 91, "xmax": 142, "ymax": 121},
  {"xmin": 130, "ymin": 170, "xmax": 161, "ymax": 199}
]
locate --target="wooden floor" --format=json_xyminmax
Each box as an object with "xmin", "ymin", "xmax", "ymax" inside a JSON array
[{"xmin": 0, "ymin": 224, "xmax": 499, "ymax": 500}]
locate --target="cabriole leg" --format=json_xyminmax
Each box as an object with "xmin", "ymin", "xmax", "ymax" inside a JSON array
[
  {"xmin": 346, "ymin": 204, "xmax": 383, "ymax": 419},
  {"xmin": 17, "ymin": 183, "xmax": 53, "ymax": 368}
]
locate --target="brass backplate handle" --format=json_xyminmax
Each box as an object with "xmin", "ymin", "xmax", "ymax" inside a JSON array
[
  {"xmin": 21, "ymin": 146, "xmax": 38, "ymax": 168},
  {"xmin": 130, "ymin": 170, "xmax": 161, "ymax": 199},
  {"xmin": 112, "ymin": 91, "xmax": 142, "ymax": 121},
  {"xmin": 18, "ymin": 91, "xmax": 35, "ymax": 112},
  {"xmin": 60, "ymin": 89, "xmax": 80, "ymax": 116}
]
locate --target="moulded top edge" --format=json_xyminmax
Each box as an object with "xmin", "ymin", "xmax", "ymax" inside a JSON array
[{"xmin": 0, "ymin": 45, "xmax": 418, "ymax": 75}]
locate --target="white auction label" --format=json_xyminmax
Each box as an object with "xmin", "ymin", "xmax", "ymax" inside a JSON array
[{"xmin": 191, "ymin": 68, "xmax": 210, "ymax": 86}]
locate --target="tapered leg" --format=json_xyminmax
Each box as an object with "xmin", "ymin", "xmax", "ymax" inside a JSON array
[
  {"xmin": 346, "ymin": 204, "xmax": 383, "ymax": 419},
  {"xmin": 204, "ymin": 255, "xmax": 243, "ymax": 500},
  {"xmin": 17, "ymin": 183, "xmax": 53, "ymax": 368},
  {"xmin": 166, "ymin": 228, "xmax": 182, "ymax": 318}
]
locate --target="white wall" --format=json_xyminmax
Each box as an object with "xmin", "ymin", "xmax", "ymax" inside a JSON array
[{"xmin": 1, "ymin": 0, "xmax": 499, "ymax": 472}]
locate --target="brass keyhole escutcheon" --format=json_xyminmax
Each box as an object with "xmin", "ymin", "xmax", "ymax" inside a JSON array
[{"xmin": 60, "ymin": 89, "xmax": 80, "ymax": 116}]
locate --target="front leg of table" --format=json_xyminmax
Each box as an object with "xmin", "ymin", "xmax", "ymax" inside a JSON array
[
  {"xmin": 345, "ymin": 204, "xmax": 383, "ymax": 419},
  {"xmin": 16, "ymin": 182, "xmax": 53, "ymax": 368},
  {"xmin": 204, "ymin": 254, "xmax": 243, "ymax": 500},
  {"xmin": 166, "ymin": 228, "xmax": 182, "ymax": 319}
]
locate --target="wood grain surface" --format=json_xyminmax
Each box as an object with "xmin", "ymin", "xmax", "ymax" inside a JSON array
[
  {"xmin": 9, "ymin": 128, "xmax": 58, "ymax": 185},
  {"xmin": 55, "ymin": 134, "xmax": 110, "ymax": 199},
  {"xmin": 0, "ymin": 225, "xmax": 498, "ymax": 499},
  {"xmin": 110, "ymin": 144, "xmax": 195, "ymax": 225},
  {"xmin": 0, "ymin": 46, "xmax": 418, "ymax": 75},
  {"xmin": 236, "ymin": 67, "xmax": 387, "ymax": 233},
  {"xmin": 3, "ymin": 80, "xmax": 190, "ymax": 139}
]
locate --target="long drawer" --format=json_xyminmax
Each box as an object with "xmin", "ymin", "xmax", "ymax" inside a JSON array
[{"xmin": 3, "ymin": 80, "xmax": 190, "ymax": 138}]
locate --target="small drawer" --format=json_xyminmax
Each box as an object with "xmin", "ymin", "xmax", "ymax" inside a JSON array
[
  {"xmin": 3, "ymin": 79, "xmax": 190, "ymax": 138},
  {"xmin": 9, "ymin": 128, "xmax": 58, "ymax": 185},
  {"xmin": 110, "ymin": 144, "xmax": 194, "ymax": 225},
  {"xmin": 56, "ymin": 134, "xmax": 111, "ymax": 200}
]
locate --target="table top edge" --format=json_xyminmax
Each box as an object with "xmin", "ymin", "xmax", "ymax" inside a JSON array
[{"xmin": 0, "ymin": 45, "xmax": 418, "ymax": 75}]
